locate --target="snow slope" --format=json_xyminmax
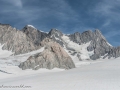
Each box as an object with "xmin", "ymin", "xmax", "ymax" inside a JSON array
[
  {"xmin": 0, "ymin": 58, "xmax": 120, "ymax": 90},
  {"xmin": 62, "ymin": 35, "xmax": 94, "ymax": 60},
  {"xmin": 0, "ymin": 47, "xmax": 65, "ymax": 80},
  {"xmin": 0, "ymin": 47, "xmax": 45, "ymax": 67},
  {"xmin": 0, "ymin": 44, "xmax": 13, "ymax": 58},
  {"xmin": 0, "ymin": 47, "xmax": 50, "ymax": 77}
]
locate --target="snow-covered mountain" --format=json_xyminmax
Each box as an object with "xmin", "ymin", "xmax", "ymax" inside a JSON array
[
  {"xmin": 0, "ymin": 23, "xmax": 119, "ymax": 70},
  {"xmin": 47, "ymin": 29, "xmax": 113, "ymax": 60}
]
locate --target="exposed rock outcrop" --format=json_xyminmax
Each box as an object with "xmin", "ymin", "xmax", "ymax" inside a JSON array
[
  {"xmin": 19, "ymin": 38, "xmax": 75, "ymax": 70},
  {"xmin": 22, "ymin": 25, "xmax": 47, "ymax": 46},
  {"xmin": 0, "ymin": 24, "xmax": 38, "ymax": 55},
  {"xmin": 88, "ymin": 30, "xmax": 112, "ymax": 60},
  {"xmin": 69, "ymin": 30, "xmax": 94, "ymax": 45},
  {"xmin": 105, "ymin": 46, "xmax": 120, "ymax": 59},
  {"xmin": 48, "ymin": 28, "xmax": 64, "ymax": 46},
  {"xmin": 69, "ymin": 32, "xmax": 82, "ymax": 44}
]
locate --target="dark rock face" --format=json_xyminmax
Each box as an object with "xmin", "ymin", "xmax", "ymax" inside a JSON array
[
  {"xmin": 69, "ymin": 32, "xmax": 82, "ymax": 44},
  {"xmin": 88, "ymin": 30, "xmax": 112, "ymax": 60},
  {"xmin": 22, "ymin": 25, "xmax": 47, "ymax": 46},
  {"xmin": 81, "ymin": 30, "xmax": 94, "ymax": 43},
  {"xmin": 106, "ymin": 47, "xmax": 120, "ymax": 59},
  {"xmin": 19, "ymin": 38, "xmax": 75, "ymax": 70},
  {"xmin": 69, "ymin": 30, "xmax": 94, "ymax": 45},
  {"xmin": 48, "ymin": 28, "xmax": 63, "ymax": 37},
  {"xmin": 48, "ymin": 29, "xmax": 64, "ymax": 46}
]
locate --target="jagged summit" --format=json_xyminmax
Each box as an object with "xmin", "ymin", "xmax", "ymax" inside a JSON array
[
  {"xmin": 22, "ymin": 25, "xmax": 48, "ymax": 46},
  {"xmin": 48, "ymin": 28, "xmax": 63, "ymax": 36},
  {"xmin": 94, "ymin": 29, "xmax": 106, "ymax": 40},
  {"xmin": 47, "ymin": 28, "xmax": 64, "ymax": 46},
  {"xmin": 22, "ymin": 25, "xmax": 37, "ymax": 32}
]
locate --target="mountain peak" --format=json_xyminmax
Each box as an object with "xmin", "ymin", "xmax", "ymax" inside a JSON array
[
  {"xmin": 94, "ymin": 29, "xmax": 101, "ymax": 34},
  {"xmin": 48, "ymin": 28, "xmax": 63, "ymax": 36},
  {"xmin": 22, "ymin": 25, "xmax": 37, "ymax": 33},
  {"xmin": 49, "ymin": 28, "xmax": 59, "ymax": 32},
  {"xmin": 94, "ymin": 29, "xmax": 106, "ymax": 40}
]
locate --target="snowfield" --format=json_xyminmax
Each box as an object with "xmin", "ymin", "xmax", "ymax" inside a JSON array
[
  {"xmin": 0, "ymin": 42, "xmax": 119, "ymax": 90},
  {"xmin": 0, "ymin": 44, "xmax": 13, "ymax": 58},
  {"xmin": 62, "ymin": 35, "xmax": 94, "ymax": 60},
  {"xmin": 0, "ymin": 58, "xmax": 120, "ymax": 90}
]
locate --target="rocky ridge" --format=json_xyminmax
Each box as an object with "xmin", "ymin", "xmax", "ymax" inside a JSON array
[
  {"xmin": 22, "ymin": 25, "xmax": 47, "ymax": 46},
  {"xmin": 0, "ymin": 23, "xmax": 119, "ymax": 61},
  {"xmin": 49, "ymin": 29, "xmax": 113, "ymax": 60}
]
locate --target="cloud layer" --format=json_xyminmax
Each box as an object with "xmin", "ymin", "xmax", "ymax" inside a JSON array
[{"xmin": 0, "ymin": 0, "xmax": 120, "ymax": 46}]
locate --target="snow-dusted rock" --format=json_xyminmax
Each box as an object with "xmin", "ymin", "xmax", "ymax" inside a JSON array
[
  {"xmin": 22, "ymin": 25, "xmax": 47, "ymax": 46},
  {"xmin": 105, "ymin": 46, "xmax": 120, "ymax": 59},
  {"xmin": 69, "ymin": 29, "xmax": 112, "ymax": 60},
  {"xmin": 19, "ymin": 38, "xmax": 75, "ymax": 70},
  {"xmin": 48, "ymin": 28, "xmax": 64, "ymax": 46},
  {"xmin": 88, "ymin": 30, "xmax": 112, "ymax": 60},
  {"xmin": 69, "ymin": 32, "xmax": 82, "ymax": 44}
]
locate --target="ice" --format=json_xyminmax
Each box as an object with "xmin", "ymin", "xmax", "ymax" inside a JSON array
[
  {"xmin": 0, "ymin": 58, "xmax": 120, "ymax": 90},
  {"xmin": 0, "ymin": 44, "xmax": 13, "ymax": 58},
  {"xmin": 0, "ymin": 47, "xmax": 45, "ymax": 76},
  {"xmin": 61, "ymin": 35, "xmax": 94, "ymax": 60}
]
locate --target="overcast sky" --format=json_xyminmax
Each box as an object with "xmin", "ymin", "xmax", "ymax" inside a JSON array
[{"xmin": 0, "ymin": 0, "xmax": 120, "ymax": 46}]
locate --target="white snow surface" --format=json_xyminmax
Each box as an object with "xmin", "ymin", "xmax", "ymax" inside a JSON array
[
  {"xmin": 0, "ymin": 58, "xmax": 120, "ymax": 90},
  {"xmin": 0, "ymin": 47, "xmax": 45, "ymax": 77},
  {"xmin": 27, "ymin": 25, "xmax": 36, "ymax": 29},
  {"xmin": 0, "ymin": 44, "xmax": 13, "ymax": 58},
  {"xmin": 40, "ymin": 30, "xmax": 48, "ymax": 33},
  {"xmin": 51, "ymin": 34, "xmax": 62, "ymax": 41},
  {"xmin": 0, "ymin": 47, "xmax": 45, "ymax": 67},
  {"xmin": 62, "ymin": 35, "xmax": 94, "ymax": 60}
]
